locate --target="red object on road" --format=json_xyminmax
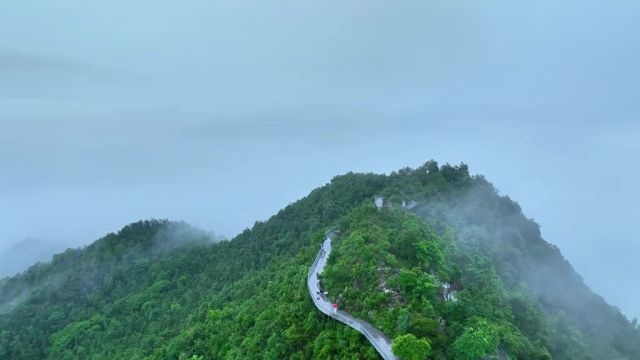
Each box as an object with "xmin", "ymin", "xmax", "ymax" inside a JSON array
[{"xmin": 332, "ymin": 303, "xmax": 338, "ymax": 309}]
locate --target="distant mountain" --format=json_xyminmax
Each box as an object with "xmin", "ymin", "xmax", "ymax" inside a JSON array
[
  {"xmin": 1, "ymin": 162, "xmax": 638, "ymax": 360},
  {"xmin": 0, "ymin": 238, "xmax": 67, "ymax": 279}
]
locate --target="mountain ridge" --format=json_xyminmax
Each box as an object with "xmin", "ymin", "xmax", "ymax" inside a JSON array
[{"xmin": 1, "ymin": 161, "xmax": 638, "ymax": 359}]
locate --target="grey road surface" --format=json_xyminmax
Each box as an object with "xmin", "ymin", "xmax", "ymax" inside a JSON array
[{"xmin": 307, "ymin": 235, "xmax": 398, "ymax": 360}]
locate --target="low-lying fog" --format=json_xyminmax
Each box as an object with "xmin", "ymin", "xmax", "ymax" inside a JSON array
[{"xmin": 1, "ymin": 0, "xmax": 638, "ymax": 321}]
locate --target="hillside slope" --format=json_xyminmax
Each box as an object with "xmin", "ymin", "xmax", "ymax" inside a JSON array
[{"xmin": 1, "ymin": 162, "xmax": 638, "ymax": 360}]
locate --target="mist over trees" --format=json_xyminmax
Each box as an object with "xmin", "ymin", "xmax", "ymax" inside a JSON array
[
  {"xmin": 0, "ymin": 162, "xmax": 638, "ymax": 359},
  {"xmin": 0, "ymin": 238, "xmax": 69, "ymax": 279}
]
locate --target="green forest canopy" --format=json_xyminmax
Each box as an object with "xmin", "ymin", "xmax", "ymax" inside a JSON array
[{"xmin": 1, "ymin": 161, "xmax": 638, "ymax": 360}]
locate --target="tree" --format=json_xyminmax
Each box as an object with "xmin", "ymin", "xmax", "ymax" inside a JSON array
[
  {"xmin": 449, "ymin": 318, "xmax": 499, "ymax": 360},
  {"xmin": 392, "ymin": 334, "xmax": 431, "ymax": 360}
]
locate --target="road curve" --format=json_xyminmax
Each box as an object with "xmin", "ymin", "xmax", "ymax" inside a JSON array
[{"xmin": 308, "ymin": 234, "xmax": 398, "ymax": 360}]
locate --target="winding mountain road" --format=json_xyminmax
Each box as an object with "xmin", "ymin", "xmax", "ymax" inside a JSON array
[{"xmin": 307, "ymin": 234, "xmax": 398, "ymax": 360}]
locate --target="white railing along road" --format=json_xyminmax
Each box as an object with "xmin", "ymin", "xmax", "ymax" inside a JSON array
[{"xmin": 307, "ymin": 234, "xmax": 398, "ymax": 360}]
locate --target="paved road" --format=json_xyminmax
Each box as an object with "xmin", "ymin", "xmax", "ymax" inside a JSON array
[{"xmin": 308, "ymin": 235, "xmax": 398, "ymax": 360}]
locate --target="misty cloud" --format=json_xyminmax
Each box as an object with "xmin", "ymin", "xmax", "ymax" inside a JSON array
[
  {"xmin": 0, "ymin": 238, "xmax": 69, "ymax": 279},
  {"xmin": 0, "ymin": 50, "xmax": 148, "ymax": 101},
  {"xmin": 0, "ymin": 52, "xmax": 79, "ymax": 74},
  {"xmin": 0, "ymin": 0, "xmax": 639, "ymax": 322}
]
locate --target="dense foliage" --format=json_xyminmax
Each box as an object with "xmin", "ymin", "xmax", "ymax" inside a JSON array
[
  {"xmin": 1, "ymin": 161, "xmax": 638, "ymax": 359},
  {"xmin": 321, "ymin": 203, "xmax": 551, "ymax": 359}
]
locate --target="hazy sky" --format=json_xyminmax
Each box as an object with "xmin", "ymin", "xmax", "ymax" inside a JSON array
[{"xmin": 1, "ymin": 0, "xmax": 639, "ymax": 320}]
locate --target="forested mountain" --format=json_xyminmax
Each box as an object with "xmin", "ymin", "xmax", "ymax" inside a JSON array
[
  {"xmin": 0, "ymin": 238, "xmax": 66, "ymax": 279},
  {"xmin": 1, "ymin": 162, "xmax": 638, "ymax": 359}
]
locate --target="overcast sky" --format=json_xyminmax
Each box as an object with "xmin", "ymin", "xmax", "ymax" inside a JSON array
[{"xmin": 1, "ymin": 0, "xmax": 639, "ymax": 320}]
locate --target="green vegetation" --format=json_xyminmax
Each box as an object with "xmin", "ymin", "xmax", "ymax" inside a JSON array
[
  {"xmin": 321, "ymin": 202, "xmax": 551, "ymax": 359},
  {"xmin": 1, "ymin": 161, "xmax": 638, "ymax": 359},
  {"xmin": 392, "ymin": 334, "xmax": 432, "ymax": 360}
]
